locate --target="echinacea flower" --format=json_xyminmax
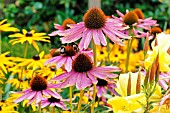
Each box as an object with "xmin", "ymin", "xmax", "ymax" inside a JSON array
[
  {"xmin": 45, "ymin": 43, "xmax": 78, "ymax": 72},
  {"xmin": 41, "ymin": 96, "xmax": 67, "ymax": 110},
  {"xmin": 0, "ymin": 19, "xmax": 19, "ymax": 32},
  {"xmin": 15, "ymin": 74, "xmax": 61, "ymax": 104},
  {"xmin": 107, "ymin": 93, "xmax": 146, "ymax": 113},
  {"xmin": 158, "ymin": 72, "xmax": 170, "ymax": 90},
  {"xmin": 49, "ymin": 18, "xmax": 76, "ymax": 36},
  {"xmin": 9, "ymin": 29, "xmax": 50, "ymax": 52},
  {"xmin": 61, "ymin": 7, "xmax": 130, "ymax": 50},
  {"xmin": 112, "ymin": 8, "xmax": 158, "ymax": 38},
  {"xmin": 52, "ymin": 53, "xmax": 120, "ymax": 90},
  {"xmin": 90, "ymin": 78, "xmax": 118, "ymax": 97}
]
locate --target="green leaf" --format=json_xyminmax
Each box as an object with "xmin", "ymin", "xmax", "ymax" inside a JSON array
[{"xmin": 34, "ymin": 2, "xmax": 43, "ymax": 10}]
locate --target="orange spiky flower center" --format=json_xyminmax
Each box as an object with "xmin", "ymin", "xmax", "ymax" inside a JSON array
[
  {"xmin": 30, "ymin": 75, "xmax": 47, "ymax": 91},
  {"xmin": 62, "ymin": 18, "xmax": 76, "ymax": 30},
  {"xmin": 134, "ymin": 8, "xmax": 145, "ymax": 19},
  {"xmin": 73, "ymin": 53, "xmax": 93, "ymax": 72},
  {"xmin": 83, "ymin": 7, "xmax": 106, "ymax": 29},
  {"xmin": 151, "ymin": 27, "xmax": 162, "ymax": 35},
  {"xmin": 123, "ymin": 11, "xmax": 139, "ymax": 25}
]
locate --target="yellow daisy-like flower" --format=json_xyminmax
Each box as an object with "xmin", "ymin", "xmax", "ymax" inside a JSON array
[
  {"xmin": 107, "ymin": 93, "xmax": 146, "ymax": 113},
  {"xmin": 9, "ymin": 29, "xmax": 50, "ymax": 52},
  {"xmin": 0, "ymin": 52, "xmax": 16, "ymax": 76},
  {"xmin": 0, "ymin": 19, "xmax": 19, "ymax": 32},
  {"xmin": 145, "ymin": 33, "xmax": 170, "ymax": 72},
  {"xmin": 7, "ymin": 78, "xmax": 29, "ymax": 90},
  {"xmin": 0, "ymin": 105, "xmax": 18, "ymax": 113},
  {"xmin": 96, "ymin": 46, "xmax": 108, "ymax": 62},
  {"xmin": 15, "ymin": 51, "xmax": 47, "ymax": 70}
]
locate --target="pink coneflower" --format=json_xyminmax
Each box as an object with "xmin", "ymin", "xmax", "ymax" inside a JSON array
[
  {"xmin": 45, "ymin": 43, "xmax": 78, "ymax": 72},
  {"xmin": 49, "ymin": 18, "xmax": 76, "ymax": 36},
  {"xmin": 94, "ymin": 78, "xmax": 118, "ymax": 97},
  {"xmin": 15, "ymin": 74, "xmax": 61, "ymax": 104},
  {"xmin": 41, "ymin": 96, "xmax": 67, "ymax": 110},
  {"xmin": 112, "ymin": 8, "xmax": 158, "ymax": 38},
  {"xmin": 60, "ymin": 7, "xmax": 130, "ymax": 50},
  {"xmin": 52, "ymin": 53, "xmax": 120, "ymax": 90}
]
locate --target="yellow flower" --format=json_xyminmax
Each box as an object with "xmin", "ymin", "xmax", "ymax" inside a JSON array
[
  {"xmin": 9, "ymin": 29, "xmax": 50, "ymax": 52},
  {"xmin": 0, "ymin": 19, "xmax": 19, "ymax": 32},
  {"xmin": 96, "ymin": 46, "xmax": 108, "ymax": 62},
  {"xmin": 7, "ymin": 78, "xmax": 29, "ymax": 90},
  {"xmin": 15, "ymin": 51, "xmax": 47, "ymax": 70},
  {"xmin": 107, "ymin": 93, "xmax": 146, "ymax": 113},
  {"xmin": 145, "ymin": 33, "xmax": 170, "ymax": 72},
  {"xmin": 150, "ymin": 105, "xmax": 170, "ymax": 113},
  {"xmin": 0, "ymin": 52, "xmax": 16, "ymax": 76}
]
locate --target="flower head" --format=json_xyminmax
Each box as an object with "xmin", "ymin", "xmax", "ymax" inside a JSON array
[
  {"xmin": 0, "ymin": 19, "xmax": 19, "ymax": 32},
  {"xmin": 9, "ymin": 29, "xmax": 50, "ymax": 52},
  {"xmin": 49, "ymin": 18, "xmax": 76, "ymax": 36},
  {"xmin": 15, "ymin": 74, "xmax": 61, "ymax": 104},
  {"xmin": 52, "ymin": 53, "xmax": 120, "ymax": 90},
  {"xmin": 41, "ymin": 96, "xmax": 67, "ymax": 110},
  {"xmin": 61, "ymin": 7, "xmax": 130, "ymax": 50}
]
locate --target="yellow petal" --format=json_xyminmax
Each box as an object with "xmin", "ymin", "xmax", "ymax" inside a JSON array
[{"xmin": 32, "ymin": 41, "xmax": 39, "ymax": 52}]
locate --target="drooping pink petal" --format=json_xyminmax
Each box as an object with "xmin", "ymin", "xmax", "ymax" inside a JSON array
[
  {"xmin": 41, "ymin": 101, "xmax": 50, "ymax": 108},
  {"xmin": 87, "ymin": 71, "xmax": 98, "ymax": 84},
  {"xmin": 84, "ymin": 30, "xmax": 93, "ymax": 49},
  {"xmin": 97, "ymin": 86, "xmax": 103, "ymax": 97},
  {"xmin": 90, "ymin": 70, "xmax": 107, "ymax": 79},
  {"xmin": 15, "ymin": 91, "xmax": 31, "ymax": 103},
  {"xmin": 36, "ymin": 91, "xmax": 43, "ymax": 103},
  {"xmin": 92, "ymin": 30, "xmax": 101, "ymax": 45},
  {"xmin": 45, "ymin": 56, "xmax": 62, "ymax": 65},
  {"xmin": 43, "ymin": 90, "xmax": 50, "ymax": 97},
  {"xmin": 65, "ymin": 57, "xmax": 72, "ymax": 72},
  {"xmin": 45, "ymin": 89, "xmax": 62, "ymax": 99},
  {"xmin": 98, "ymin": 29, "xmax": 107, "ymax": 46},
  {"xmin": 94, "ymin": 66, "xmax": 121, "ymax": 72},
  {"xmin": 52, "ymin": 71, "xmax": 72, "ymax": 81},
  {"xmin": 69, "ymin": 72, "xmax": 78, "ymax": 86},
  {"xmin": 26, "ymin": 91, "xmax": 36, "ymax": 100},
  {"xmin": 56, "ymin": 57, "xmax": 67, "ymax": 69}
]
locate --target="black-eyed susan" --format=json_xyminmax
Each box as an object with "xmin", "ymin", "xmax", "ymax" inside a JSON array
[
  {"xmin": 15, "ymin": 51, "xmax": 47, "ymax": 70},
  {"xmin": 7, "ymin": 78, "xmax": 29, "ymax": 90},
  {"xmin": 0, "ymin": 19, "xmax": 19, "ymax": 32},
  {"xmin": 9, "ymin": 29, "xmax": 50, "ymax": 52}
]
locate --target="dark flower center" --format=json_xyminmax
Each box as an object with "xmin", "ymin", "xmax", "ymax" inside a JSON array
[
  {"xmin": 30, "ymin": 75, "xmax": 47, "ymax": 91},
  {"xmin": 123, "ymin": 11, "xmax": 138, "ymax": 25},
  {"xmin": 97, "ymin": 78, "xmax": 108, "ymax": 86},
  {"xmin": 83, "ymin": 7, "xmax": 106, "ymax": 29},
  {"xmin": 62, "ymin": 18, "xmax": 76, "ymax": 30},
  {"xmin": 32, "ymin": 55, "xmax": 40, "ymax": 60},
  {"xmin": 151, "ymin": 27, "xmax": 162, "ymax": 35},
  {"xmin": 60, "ymin": 46, "xmax": 77, "ymax": 56},
  {"xmin": 26, "ymin": 32, "xmax": 33, "ymax": 37},
  {"xmin": 134, "ymin": 8, "xmax": 145, "ymax": 19},
  {"xmin": 48, "ymin": 97, "xmax": 60, "ymax": 103},
  {"xmin": 50, "ymin": 66, "xmax": 56, "ymax": 71},
  {"xmin": 73, "ymin": 53, "xmax": 93, "ymax": 72},
  {"xmin": 1, "ymin": 100, "xmax": 5, "ymax": 102},
  {"xmin": 5, "ymin": 54, "xmax": 10, "ymax": 57}
]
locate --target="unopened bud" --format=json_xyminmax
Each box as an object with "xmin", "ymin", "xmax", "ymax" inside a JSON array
[
  {"xmin": 127, "ymin": 73, "xmax": 131, "ymax": 96},
  {"xmin": 136, "ymin": 71, "xmax": 141, "ymax": 94},
  {"xmin": 155, "ymin": 64, "xmax": 160, "ymax": 83},
  {"xmin": 154, "ymin": 38, "xmax": 158, "ymax": 46},
  {"xmin": 144, "ymin": 35, "xmax": 149, "ymax": 52},
  {"xmin": 167, "ymin": 47, "xmax": 170, "ymax": 55}
]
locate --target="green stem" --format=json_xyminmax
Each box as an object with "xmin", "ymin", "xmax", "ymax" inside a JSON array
[
  {"xmin": 52, "ymin": 106, "xmax": 55, "ymax": 113},
  {"xmin": 125, "ymin": 37, "xmax": 134, "ymax": 73},
  {"xmin": 91, "ymin": 39, "xmax": 97, "ymax": 113},
  {"xmin": 38, "ymin": 102, "xmax": 41, "ymax": 113},
  {"xmin": 76, "ymin": 90, "xmax": 84, "ymax": 113},
  {"xmin": 0, "ymin": 32, "xmax": 1, "ymax": 55},
  {"xmin": 69, "ymin": 86, "xmax": 73, "ymax": 112},
  {"xmin": 24, "ymin": 42, "xmax": 29, "ymax": 58}
]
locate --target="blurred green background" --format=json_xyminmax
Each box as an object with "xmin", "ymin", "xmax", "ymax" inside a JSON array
[{"xmin": 0, "ymin": 0, "xmax": 170, "ymax": 57}]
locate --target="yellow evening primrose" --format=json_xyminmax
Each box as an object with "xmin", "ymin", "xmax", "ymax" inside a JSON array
[
  {"xmin": 9, "ymin": 29, "xmax": 50, "ymax": 52},
  {"xmin": 0, "ymin": 19, "xmax": 19, "ymax": 32},
  {"xmin": 15, "ymin": 51, "xmax": 47, "ymax": 70},
  {"xmin": 107, "ymin": 93, "xmax": 146, "ymax": 113},
  {"xmin": 145, "ymin": 32, "xmax": 170, "ymax": 72}
]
